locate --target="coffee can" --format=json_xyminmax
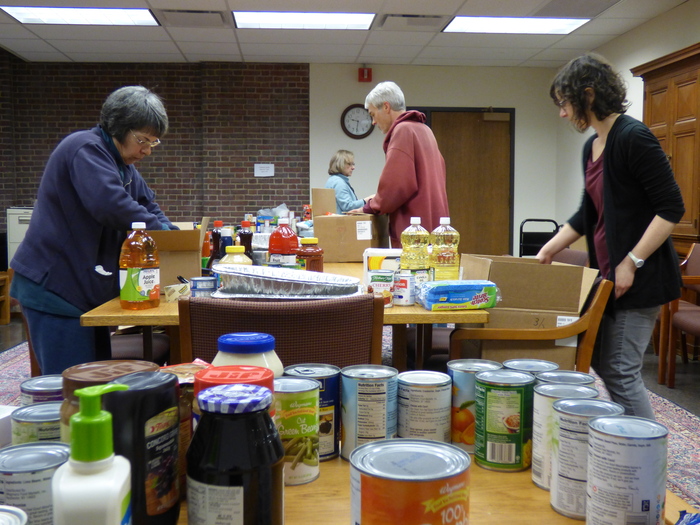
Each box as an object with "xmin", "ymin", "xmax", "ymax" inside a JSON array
[
  {"xmin": 11, "ymin": 402, "xmax": 62, "ymax": 445},
  {"xmin": 368, "ymin": 270, "xmax": 395, "ymax": 308},
  {"xmin": 273, "ymin": 377, "xmax": 320, "ymax": 485},
  {"xmin": 0, "ymin": 442, "xmax": 70, "ymax": 525},
  {"xmin": 350, "ymin": 439, "xmax": 470, "ymax": 525},
  {"xmin": 503, "ymin": 359, "xmax": 559, "ymax": 375},
  {"xmin": 447, "ymin": 359, "xmax": 503, "ymax": 454},
  {"xmin": 397, "ymin": 370, "xmax": 451, "ymax": 442},
  {"xmin": 550, "ymin": 398, "xmax": 625, "ymax": 520},
  {"xmin": 531, "ymin": 383, "xmax": 598, "ymax": 491},
  {"xmin": 340, "ymin": 365, "xmax": 398, "ymax": 460},
  {"xmin": 284, "ymin": 364, "xmax": 341, "ymax": 461},
  {"xmin": 587, "ymin": 416, "xmax": 668, "ymax": 525},
  {"xmin": 474, "ymin": 369, "xmax": 535, "ymax": 472},
  {"xmin": 393, "ymin": 271, "xmax": 416, "ymax": 306},
  {"xmin": 535, "ymin": 370, "xmax": 596, "ymax": 386},
  {"xmin": 0, "ymin": 506, "xmax": 28, "ymax": 525},
  {"xmin": 19, "ymin": 375, "xmax": 63, "ymax": 406}
]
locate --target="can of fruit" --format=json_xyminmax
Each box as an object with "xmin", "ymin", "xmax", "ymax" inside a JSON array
[
  {"xmin": 340, "ymin": 365, "xmax": 398, "ymax": 460},
  {"xmin": 447, "ymin": 359, "xmax": 503, "ymax": 454},
  {"xmin": 474, "ymin": 369, "xmax": 535, "ymax": 472},
  {"xmin": 350, "ymin": 439, "xmax": 470, "ymax": 525},
  {"xmin": 11, "ymin": 402, "xmax": 62, "ymax": 445},
  {"xmin": 503, "ymin": 359, "xmax": 559, "ymax": 375},
  {"xmin": 19, "ymin": 375, "xmax": 63, "ymax": 406},
  {"xmin": 535, "ymin": 370, "xmax": 596, "ymax": 386},
  {"xmin": 273, "ymin": 377, "xmax": 320, "ymax": 485},
  {"xmin": 397, "ymin": 370, "xmax": 451, "ymax": 442},
  {"xmin": 393, "ymin": 271, "xmax": 415, "ymax": 306},
  {"xmin": 284, "ymin": 364, "xmax": 341, "ymax": 461},
  {"xmin": 368, "ymin": 270, "xmax": 394, "ymax": 308},
  {"xmin": 0, "ymin": 442, "xmax": 70, "ymax": 525},
  {"xmin": 587, "ymin": 416, "xmax": 668, "ymax": 525},
  {"xmin": 550, "ymin": 398, "xmax": 625, "ymax": 520},
  {"xmin": 531, "ymin": 383, "xmax": 598, "ymax": 490}
]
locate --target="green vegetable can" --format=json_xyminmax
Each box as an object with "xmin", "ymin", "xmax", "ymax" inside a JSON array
[{"xmin": 273, "ymin": 377, "xmax": 321, "ymax": 485}]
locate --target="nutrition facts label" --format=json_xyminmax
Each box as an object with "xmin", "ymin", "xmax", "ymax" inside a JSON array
[{"xmin": 357, "ymin": 380, "xmax": 397, "ymax": 443}]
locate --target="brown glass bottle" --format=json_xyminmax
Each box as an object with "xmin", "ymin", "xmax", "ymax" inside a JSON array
[{"xmin": 187, "ymin": 384, "xmax": 284, "ymax": 525}]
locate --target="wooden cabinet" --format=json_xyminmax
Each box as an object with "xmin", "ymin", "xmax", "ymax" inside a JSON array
[{"xmin": 632, "ymin": 43, "xmax": 700, "ymax": 257}]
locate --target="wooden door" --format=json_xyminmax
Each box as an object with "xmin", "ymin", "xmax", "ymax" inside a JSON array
[{"xmin": 430, "ymin": 111, "xmax": 513, "ymax": 256}]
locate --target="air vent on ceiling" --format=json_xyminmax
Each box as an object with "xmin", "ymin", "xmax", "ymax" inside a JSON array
[
  {"xmin": 378, "ymin": 14, "xmax": 451, "ymax": 32},
  {"xmin": 154, "ymin": 10, "xmax": 229, "ymax": 28}
]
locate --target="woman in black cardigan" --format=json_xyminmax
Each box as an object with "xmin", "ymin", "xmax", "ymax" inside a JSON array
[{"xmin": 537, "ymin": 54, "xmax": 685, "ymax": 419}]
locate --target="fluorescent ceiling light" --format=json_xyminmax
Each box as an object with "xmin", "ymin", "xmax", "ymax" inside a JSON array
[
  {"xmin": 233, "ymin": 11, "xmax": 375, "ymax": 30},
  {"xmin": 0, "ymin": 6, "xmax": 158, "ymax": 26},
  {"xmin": 444, "ymin": 16, "xmax": 588, "ymax": 34}
]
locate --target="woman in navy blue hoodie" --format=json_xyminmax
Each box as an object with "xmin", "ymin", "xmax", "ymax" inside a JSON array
[
  {"xmin": 537, "ymin": 54, "xmax": 684, "ymax": 419},
  {"xmin": 10, "ymin": 85, "xmax": 178, "ymax": 374}
]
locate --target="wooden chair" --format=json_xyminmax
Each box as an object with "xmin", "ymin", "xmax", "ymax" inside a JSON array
[
  {"xmin": 448, "ymin": 279, "xmax": 613, "ymax": 373},
  {"xmin": 177, "ymin": 293, "xmax": 385, "ymax": 368}
]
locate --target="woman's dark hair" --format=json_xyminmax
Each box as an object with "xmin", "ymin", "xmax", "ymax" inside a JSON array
[
  {"xmin": 99, "ymin": 85, "xmax": 168, "ymax": 142},
  {"xmin": 550, "ymin": 53, "xmax": 629, "ymax": 131}
]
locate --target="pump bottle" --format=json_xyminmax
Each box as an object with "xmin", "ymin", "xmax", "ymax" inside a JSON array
[{"xmin": 52, "ymin": 383, "xmax": 132, "ymax": 525}]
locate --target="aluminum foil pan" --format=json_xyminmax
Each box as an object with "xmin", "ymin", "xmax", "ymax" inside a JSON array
[{"xmin": 212, "ymin": 264, "xmax": 361, "ymax": 297}]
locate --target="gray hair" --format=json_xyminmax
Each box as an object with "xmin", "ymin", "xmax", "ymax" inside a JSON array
[
  {"xmin": 365, "ymin": 81, "xmax": 406, "ymax": 111},
  {"xmin": 99, "ymin": 86, "xmax": 168, "ymax": 143},
  {"xmin": 328, "ymin": 150, "xmax": 354, "ymax": 175}
]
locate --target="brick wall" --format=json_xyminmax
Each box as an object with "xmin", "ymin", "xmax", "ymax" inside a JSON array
[{"xmin": 0, "ymin": 49, "xmax": 310, "ymax": 254}]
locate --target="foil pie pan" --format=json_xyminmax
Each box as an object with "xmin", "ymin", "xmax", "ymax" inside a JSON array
[{"xmin": 212, "ymin": 264, "xmax": 361, "ymax": 298}]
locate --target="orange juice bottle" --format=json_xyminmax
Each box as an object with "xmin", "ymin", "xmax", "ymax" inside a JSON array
[{"xmin": 119, "ymin": 222, "xmax": 160, "ymax": 310}]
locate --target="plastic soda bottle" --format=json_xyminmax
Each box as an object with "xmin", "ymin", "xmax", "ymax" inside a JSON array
[
  {"xmin": 268, "ymin": 217, "xmax": 299, "ymax": 266},
  {"xmin": 429, "ymin": 217, "xmax": 461, "ymax": 281},
  {"xmin": 119, "ymin": 222, "xmax": 160, "ymax": 310},
  {"xmin": 206, "ymin": 220, "xmax": 224, "ymax": 271}
]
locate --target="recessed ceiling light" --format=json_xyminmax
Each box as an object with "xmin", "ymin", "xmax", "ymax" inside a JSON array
[
  {"xmin": 444, "ymin": 16, "xmax": 589, "ymax": 35},
  {"xmin": 233, "ymin": 11, "xmax": 375, "ymax": 30},
  {"xmin": 0, "ymin": 6, "xmax": 158, "ymax": 26}
]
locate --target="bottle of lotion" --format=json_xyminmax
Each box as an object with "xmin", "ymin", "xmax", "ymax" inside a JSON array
[{"xmin": 52, "ymin": 383, "xmax": 132, "ymax": 525}]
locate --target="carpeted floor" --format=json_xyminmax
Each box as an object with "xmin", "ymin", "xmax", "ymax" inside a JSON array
[{"xmin": 3, "ymin": 337, "xmax": 700, "ymax": 509}]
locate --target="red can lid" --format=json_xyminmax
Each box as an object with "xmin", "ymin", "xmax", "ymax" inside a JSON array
[{"xmin": 194, "ymin": 365, "xmax": 275, "ymax": 395}]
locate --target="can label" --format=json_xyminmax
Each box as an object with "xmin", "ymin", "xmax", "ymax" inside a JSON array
[
  {"xmin": 393, "ymin": 272, "xmax": 415, "ymax": 306},
  {"xmin": 119, "ymin": 267, "xmax": 160, "ymax": 302},
  {"xmin": 274, "ymin": 380, "xmax": 320, "ymax": 485},
  {"xmin": 368, "ymin": 270, "xmax": 394, "ymax": 308},
  {"xmin": 144, "ymin": 407, "xmax": 180, "ymax": 515},
  {"xmin": 397, "ymin": 371, "xmax": 451, "ymax": 442},
  {"xmin": 341, "ymin": 366, "xmax": 398, "ymax": 460},
  {"xmin": 189, "ymin": 277, "xmax": 217, "ymax": 290},
  {"xmin": 474, "ymin": 371, "xmax": 534, "ymax": 471}
]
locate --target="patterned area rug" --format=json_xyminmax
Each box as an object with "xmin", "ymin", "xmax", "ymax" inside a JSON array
[{"xmin": 3, "ymin": 336, "xmax": 700, "ymax": 509}]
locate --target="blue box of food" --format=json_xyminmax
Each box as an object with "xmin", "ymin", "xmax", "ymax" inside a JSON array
[{"xmin": 417, "ymin": 280, "xmax": 499, "ymax": 311}]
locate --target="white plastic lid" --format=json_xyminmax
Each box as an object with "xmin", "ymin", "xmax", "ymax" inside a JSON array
[
  {"xmin": 221, "ymin": 227, "xmax": 233, "ymax": 236},
  {"xmin": 278, "ymin": 218, "xmax": 290, "ymax": 225},
  {"xmin": 440, "ymin": 217, "xmax": 451, "ymax": 225},
  {"xmin": 410, "ymin": 217, "xmax": 421, "ymax": 225},
  {"xmin": 131, "ymin": 222, "xmax": 146, "ymax": 229}
]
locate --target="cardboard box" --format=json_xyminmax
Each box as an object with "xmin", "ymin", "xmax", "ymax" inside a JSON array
[
  {"xmin": 455, "ymin": 254, "xmax": 599, "ymax": 369},
  {"xmin": 362, "ymin": 248, "xmax": 402, "ymax": 287},
  {"xmin": 312, "ymin": 188, "xmax": 390, "ymax": 262},
  {"xmin": 147, "ymin": 219, "xmax": 208, "ymax": 291}
]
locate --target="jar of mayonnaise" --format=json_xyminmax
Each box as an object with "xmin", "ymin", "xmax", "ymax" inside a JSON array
[{"xmin": 212, "ymin": 332, "xmax": 284, "ymax": 377}]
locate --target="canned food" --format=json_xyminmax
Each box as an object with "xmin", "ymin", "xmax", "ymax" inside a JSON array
[
  {"xmin": 535, "ymin": 370, "xmax": 596, "ymax": 386},
  {"xmin": 587, "ymin": 416, "xmax": 668, "ymax": 525},
  {"xmin": 341, "ymin": 365, "xmax": 398, "ymax": 460},
  {"xmin": 368, "ymin": 270, "xmax": 394, "ymax": 308},
  {"xmin": 474, "ymin": 369, "xmax": 535, "ymax": 471},
  {"xmin": 0, "ymin": 442, "xmax": 70, "ymax": 525},
  {"xmin": 447, "ymin": 359, "xmax": 502, "ymax": 454},
  {"xmin": 503, "ymin": 359, "xmax": 559, "ymax": 374},
  {"xmin": 11, "ymin": 402, "xmax": 62, "ymax": 445},
  {"xmin": 284, "ymin": 364, "xmax": 341, "ymax": 461},
  {"xmin": 0, "ymin": 506, "xmax": 28, "ymax": 525},
  {"xmin": 189, "ymin": 276, "xmax": 217, "ymax": 297},
  {"xmin": 350, "ymin": 439, "xmax": 470, "ymax": 525},
  {"xmin": 273, "ymin": 377, "xmax": 320, "ymax": 485},
  {"xmin": 393, "ymin": 271, "xmax": 415, "ymax": 306},
  {"xmin": 19, "ymin": 375, "xmax": 63, "ymax": 406},
  {"xmin": 531, "ymin": 383, "xmax": 598, "ymax": 490},
  {"xmin": 550, "ymin": 399, "xmax": 625, "ymax": 520},
  {"xmin": 397, "ymin": 370, "xmax": 451, "ymax": 442}
]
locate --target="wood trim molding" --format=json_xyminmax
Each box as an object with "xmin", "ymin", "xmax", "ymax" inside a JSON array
[{"xmin": 631, "ymin": 42, "xmax": 700, "ymax": 78}]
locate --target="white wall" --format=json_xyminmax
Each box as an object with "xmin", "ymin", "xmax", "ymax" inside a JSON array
[{"xmin": 308, "ymin": 0, "xmax": 700, "ymax": 253}]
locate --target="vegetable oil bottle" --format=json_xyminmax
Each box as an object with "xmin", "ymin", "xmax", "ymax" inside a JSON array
[
  {"xmin": 429, "ymin": 217, "xmax": 461, "ymax": 281},
  {"xmin": 400, "ymin": 217, "xmax": 430, "ymax": 285},
  {"xmin": 119, "ymin": 222, "xmax": 160, "ymax": 310}
]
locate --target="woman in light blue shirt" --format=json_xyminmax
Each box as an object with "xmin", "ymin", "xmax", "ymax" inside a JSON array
[{"xmin": 324, "ymin": 150, "xmax": 373, "ymax": 213}]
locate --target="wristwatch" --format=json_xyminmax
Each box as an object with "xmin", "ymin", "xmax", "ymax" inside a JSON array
[{"xmin": 627, "ymin": 251, "xmax": 645, "ymax": 268}]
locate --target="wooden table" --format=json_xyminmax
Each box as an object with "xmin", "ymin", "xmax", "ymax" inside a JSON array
[
  {"xmin": 81, "ymin": 263, "xmax": 489, "ymax": 370},
  {"xmin": 175, "ymin": 456, "xmax": 695, "ymax": 524}
]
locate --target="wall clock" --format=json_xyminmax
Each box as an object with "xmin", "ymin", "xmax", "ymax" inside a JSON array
[{"xmin": 340, "ymin": 104, "xmax": 374, "ymax": 139}]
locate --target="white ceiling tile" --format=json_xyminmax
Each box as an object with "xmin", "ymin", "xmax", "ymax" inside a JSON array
[
  {"xmin": 431, "ymin": 32, "xmax": 563, "ymax": 48},
  {"xmin": 573, "ymin": 17, "xmax": 649, "ymax": 36},
  {"xmin": 165, "ymin": 27, "xmax": 237, "ymax": 43},
  {"xmin": 177, "ymin": 41, "xmax": 239, "ymax": 55},
  {"xmin": 240, "ymin": 42, "xmax": 361, "ymax": 57},
  {"xmin": 8, "ymin": 51, "xmax": 70, "ymax": 61},
  {"xmin": 235, "ymin": 28, "xmax": 368, "ymax": 45},
  {"xmin": 455, "ymin": 0, "xmax": 550, "ymax": 17},
  {"xmin": 602, "ymin": 0, "xmax": 686, "ymax": 19},
  {"xmin": 148, "ymin": 0, "xmax": 229, "ymax": 10},
  {"xmin": 182, "ymin": 53, "xmax": 242, "ymax": 62},
  {"xmin": 51, "ymin": 38, "xmax": 179, "ymax": 53},
  {"xmin": 27, "ymin": 25, "xmax": 171, "ymax": 41},
  {"xmin": 379, "ymin": 0, "xmax": 465, "ymax": 16},
  {"xmin": 365, "ymin": 30, "xmax": 433, "ymax": 46},
  {"xmin": 65, "ymin": 52, "xmax": 185, "ymax": 62},
  {"xmin": 359, "ymin": 44, "xmax": 424, "ymax": 59}
]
